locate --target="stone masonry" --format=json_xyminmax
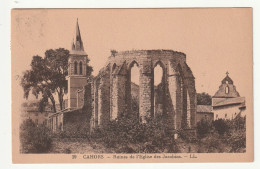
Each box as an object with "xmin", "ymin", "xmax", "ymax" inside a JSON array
[{"xmin": 88, "ymin": 49, "xmax": 197, "ymax": 130}]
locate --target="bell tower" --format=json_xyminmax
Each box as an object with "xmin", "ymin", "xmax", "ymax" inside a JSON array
[{"xmin": 66, "ymin": 19, "xmax": 89, "ymax": 108}]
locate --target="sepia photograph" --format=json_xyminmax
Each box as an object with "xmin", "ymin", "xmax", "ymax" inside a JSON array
[{"xmin": 11, "ymin": 8, "xmax": 253, "ymax": 163}]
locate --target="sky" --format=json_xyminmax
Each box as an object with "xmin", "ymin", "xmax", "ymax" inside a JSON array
[{"xmin": 11, "ymin": 9, "xmax": 253, "ymax": 110}]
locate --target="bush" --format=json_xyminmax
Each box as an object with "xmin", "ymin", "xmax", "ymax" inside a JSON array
[
  {"xmin": 196, "ymin": 115, "xmax": 246, "ymax": 153},
  {"xmin": 213, "ymin": 119, "xmax": 229, "ymax": 136},
  {"xmin": 20, "ymin": 119, "xmax": 52, "ymax": 153},
  {"xmin": 90, "ymin": 114, "xmax": 179, "ymax": 153},
  {"xmin": 196, "ymin": 118, "xmax": 213, "ymax": 138},
  {"xmin": 178, "ymin": 129, "xmax": 197, "ymax": 143},
  {"xmin": 198, "ymin": 133, "xmax": 225, "ymax": 153},
  {"xmin": 226, "ymin": 115, "xmax": 246, "ymax": 152},
  {"xmin": 229, "ymin": 114, "xmax": 246, "ymax": 130},
  {"xmin": 227, "ymin": 129, "xmax": 246, "ymax": 152}
]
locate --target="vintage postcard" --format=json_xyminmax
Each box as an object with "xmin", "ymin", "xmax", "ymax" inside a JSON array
[{"xmin": 11, "ymin": 8, "xmax": 253, "ymax": 163}]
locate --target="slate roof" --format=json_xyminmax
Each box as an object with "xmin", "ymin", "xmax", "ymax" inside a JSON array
[{"xmin": 197, "ymin": 105, "xmax": 212, "ymax": 113}]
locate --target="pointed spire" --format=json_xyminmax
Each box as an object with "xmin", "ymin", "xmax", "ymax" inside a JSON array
[{"xmin": 73, "ymin": 18, "xmax": 84, "ymax": 51}]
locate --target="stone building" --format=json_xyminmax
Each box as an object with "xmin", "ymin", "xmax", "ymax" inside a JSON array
[
  {"xmin": 196, "ymin": 105, "xmax": 213, "ymax": 123},
  {"xmin": 212, "ymin": 72, "xmax": 246, "ymax": 120},
  {"xmin": 48, "ymin": 19, "xmax": 197, "ymax": 132}
]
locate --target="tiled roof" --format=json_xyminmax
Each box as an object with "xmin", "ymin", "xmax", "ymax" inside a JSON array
[
  {"xmin": 197, "ymin": 105, "xmax": 212, "ymax": 113},
  {"xmin": 212, "ymin": 97, "xmax": 245, "ymax": 107}
]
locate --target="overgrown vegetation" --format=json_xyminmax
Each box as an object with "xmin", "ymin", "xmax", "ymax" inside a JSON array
[
  {"xmin": 20, "ymin": 113, "xmax": 246, "ymax": 154},
  {"xmin": 20, "ymin": 119, "xmax": 52, "ymax": 153},
  {"xmin": 196, "ymin": 114, "xmax": 246, "ymax": 153},
  {"xmin": 90, "ymin": 114, "xmax": 179, "ymax": 153}
]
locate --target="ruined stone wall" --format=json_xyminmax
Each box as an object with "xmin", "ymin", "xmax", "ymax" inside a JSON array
[
  {"xmin": 88, "ymin": 49, "xmax": 196, "ymax": 130},
  {"xmin": 98, "ymin": 68, "xmax": 111, "ymax": 126},
  {"xmin": 110, "ymin": 63, "xmax": 128, "ymax": 119},
  {"xmin": 139, "ymin": 63, "xmax": 153, "ymax": 121},
  {"xmin": 92, "ymin": 78, "xmax": 99, "ymax": 128},
  {"xmin": 89, "ymin": 66, "xmax": 111, "ymax": 128}
]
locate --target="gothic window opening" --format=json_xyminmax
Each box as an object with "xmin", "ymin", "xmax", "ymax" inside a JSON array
[
  {"xmin": 225, "ymin": 86, "xmax": 229, "ymax": 94},
  {"xmin": 153, "ymin": 62, "xmax": 164, "ymax": 117},
  {"xmin": 129, "ymin": 62, "xmax": 139, "ymax": 117},
  {"xmin": 74, "ymin": 61, "xmax": 78, "ymax": 74},
  {"xmin": 79, "ymin": 61, "xmax": 83, "ymax": 75}
]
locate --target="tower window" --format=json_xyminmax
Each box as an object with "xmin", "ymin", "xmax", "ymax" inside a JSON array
[
  {"xmin": 74, "ymin": 61, "xmax": 78, "ymax": 74},
  {"xmin": 79, "ymin": 61, "xmax": 83, "ymax": 75},
  {"xmin": 225, "ymin": 86, "xmax": 229, "ymax": 94}
]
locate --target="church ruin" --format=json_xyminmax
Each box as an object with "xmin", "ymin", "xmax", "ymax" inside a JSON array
[{"xmin": 48, "ymin": 20, "xmax": 197, "ymax": 132}]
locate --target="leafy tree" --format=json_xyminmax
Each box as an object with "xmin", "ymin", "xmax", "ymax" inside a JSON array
[
  {"xmin": 21, "ymin": 48, "xmax": 93, "ymax": 112},
  {"xmin": 21, "ymin": 55, "xmax": 59, "ymax": 112},
  {"xmin": 197, "ymin": 92, "xmax": 212, "ymax": 105}
]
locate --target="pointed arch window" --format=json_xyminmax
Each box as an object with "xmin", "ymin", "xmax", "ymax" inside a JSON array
[
  {"xmin": 74, "ymin": 61, "xmax": 78, "ymax": 74},
  {"xmin": 79, "ymin": 61, "xmax": 83, "ymax": 75}
]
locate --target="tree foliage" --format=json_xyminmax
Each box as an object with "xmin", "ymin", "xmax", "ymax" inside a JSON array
[
  {"xmin": 197, "ymin": 92, "xmax": 212, "ymax": 105},
  {"xmin": 21, "ymin": 48, "xmax": 70, "ymax": 112}
]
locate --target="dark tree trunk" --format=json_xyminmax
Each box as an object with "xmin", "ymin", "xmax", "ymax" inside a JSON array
[{"xmin": 48, "ymin": 92, "xmax": 56, "ymax": 113}]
